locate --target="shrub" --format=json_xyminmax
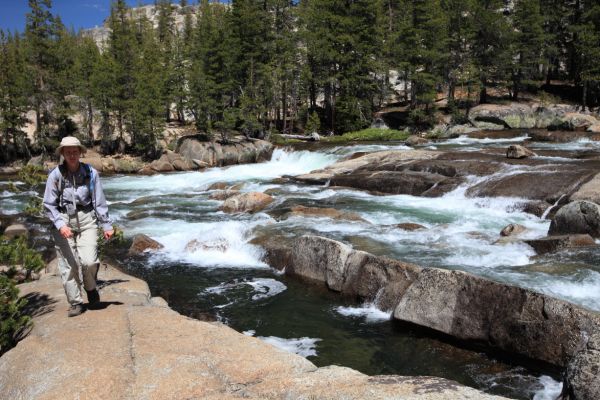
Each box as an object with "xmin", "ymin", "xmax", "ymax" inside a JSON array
[
  {"xmin": 0, "ymin": 274, "xmax": 31, "ymax": 355},
  {"xmin": 0, "ymin": 236, "xmax": 45, "ymax": 279}
]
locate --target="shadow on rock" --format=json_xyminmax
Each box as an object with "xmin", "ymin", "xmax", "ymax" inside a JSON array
[
  {"xmin": 96, "ymin": 279, "xmax": 129, "ymax": 290},
  {"xmin": 21, "ymin": 292, "xmax": 58, "ymax": 318},
  {"xmin": 87, "ymin": 301, "xmax": 123, "ymax": 311}
]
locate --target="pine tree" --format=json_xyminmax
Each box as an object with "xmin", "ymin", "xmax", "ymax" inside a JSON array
[
  {"xmin": 130, "ymin": 16, "xmax": 164, "ymax": 158},
  {"xmin": 0, "ymin": 31, "xmax": 31, "ymax": 161},
  {"xmin": 73, "ymin": 35, "xmax": 102, "ymax": 144},
  {"xmin": 511, "ymin": 0, "xmax": 546, "ymax": 100},
  {"xmin": 24, "ymin": 0, "xmax": 57, "ymax": 141},
  {"xmin": 471, "ymin": 0, "xmax": 512, "ymax": 103},
  {"xmin": 107, "ymin": 0, "xmax": 136, "ymax": 143}
]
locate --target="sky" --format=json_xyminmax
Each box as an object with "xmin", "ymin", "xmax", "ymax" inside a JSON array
[{"xmin": 0, "ymin": 0, "xmax": 159, "ymax": 34}]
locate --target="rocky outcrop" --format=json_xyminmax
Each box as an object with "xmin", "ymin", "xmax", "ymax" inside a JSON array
[
  {"xmin": 272, "ymin": 235, "xmax": 600, "ymax": 370},
  {"xmin": 506, "ymin": 145, "xmax": 536, "ymax": 159},
  {"xmin": 220, "ymin": 192, "xmax": 274, "ymax": 213},
  {"xmin": 561, "ymin": 333, "xmax": 600, "ymax": 400},
  {"xmin": 548, "ymin": 201, "xmax": 600, "ymax": 238},
  {"xmin": 128, "ymin": 234, "xmax": 164, "ymax": 255},
  {"xmin": 0, "ymin": 260, "xmax": 506, "ymax": 400},
  {"xmin": 570, "ymin": 174, "xmax": 600, "ymax": 206},
  {"xmin": 177, "ymin": 135, "xmax": 273, "ymax": 168},
  {"xmin": 296, "ymin": 149, "xmax": 600, "ymax": 203},
  {"xmin": 468, "ymin": 102, "xmax": 600, "ymax": 131}
]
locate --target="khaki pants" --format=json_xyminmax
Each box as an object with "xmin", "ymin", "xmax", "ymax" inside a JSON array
[{"xmin": 52, "ymin": 210, "xmax": 99, "ymax": 305}]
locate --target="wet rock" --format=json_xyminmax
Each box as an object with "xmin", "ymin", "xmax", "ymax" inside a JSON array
[
  {"xmin": 208, "ymin": 190, "xmax": 240, "ymax": 201},
  {"xmin": 294, "ymin": 150, "xmax": 438, "ymax": 185},
  {"xmin": 184, "ymin": 239, "xmax": 228, "ymax": 253},
  {"xmin": 466, "ymin": 169, "xmax": 593, "ymax": 201},
  {"xmin": 549, "ymin": 201, "xmax": 600, "ymax": 238},
  {"xmin": 506, "ymin": 145, "xmax": 536, "ymax": 159},
  {"xmin": 500, "ymin": 223, "xmax": 527, "ymax": 237},
  {"xmin": 562, "ymin": 333, "xmax": 600, "ymax": 400},
  {"xmin": 3, "ymin": 224, "xmax": 29, "ymax": 239},
  {"xmin": 525, "ymin": 234, "xmax": 596, "ymax": 255},
  {"xmin": 250, "ymin": 232, "xmax": 294, "ymax": 271},
  {"xmin": 393, "ymin": 267, "xmax": 599, "ymax": 367},
  {"xmin": 220, "ymin": 192, "xmax": 274, "ymax": 213},
  {"xmin": 331, "ymin": 170, "xmax": 448, "ymax": 196},
  {"xmin": 406, "ymin": 135, "xmax": 429, "ymax": 146},
  {"xmin": 208, "ymin": 182, "xmax": 229, "ymax": 190},
  {"xmin": 519, "ymin": 201, "xmax": 551, "ymax": 218},
  {"xmin": 284, "ymin": 235, "xmax": 600, "ymax": 368},
  {"xmin": 396, "ymin": 223, "xmax": 427, "ymax": 231},
  {"xmin": 283, "ymin": 206, "xmax": 367, "ymax": 223},
  {"xmin": 288, "ymin": 235, "xmax": 422, "ymax": 311},
  {"xmin": 570, "ymin": 173, "xmax": 600, "ymax": 205},
  {"xmin": 128, "ymin": 234, "xmax": 164, "ymax": 255},
  {"xmin": 587, "ymin": 123, "xmax": 600, "ymax": 133}
]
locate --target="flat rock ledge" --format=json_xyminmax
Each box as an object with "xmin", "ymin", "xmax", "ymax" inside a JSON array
[
  {"xmin": 263, "ymin": 235, "xmax": 600, "ymax": 400},
  {"xmin": 0, "ymin": 263, "xmax": 505, "ymax": 400}
]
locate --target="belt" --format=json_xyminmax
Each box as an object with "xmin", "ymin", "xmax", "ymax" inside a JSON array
[{"xmin": 59, "ymin": 204, "xmax": 94, "ymax": 213}]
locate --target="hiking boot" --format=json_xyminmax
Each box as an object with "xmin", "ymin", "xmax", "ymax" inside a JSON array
[
  {"xmin": 86, "ymin": 289, "xmax": 100, "ymax": 309},
  {"xmin": 68, "ymin": 303, "xmax": 85, "ymax": 317}
]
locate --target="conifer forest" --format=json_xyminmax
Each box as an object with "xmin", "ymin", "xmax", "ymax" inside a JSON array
[{"xmin": 1, "ymin": 0, "xmax": 600, "ymax": 161}]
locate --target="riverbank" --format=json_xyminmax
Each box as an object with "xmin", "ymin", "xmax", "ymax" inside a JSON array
[{"xmin": 0, "ymin": 259, "xmax": 507, "ymax": 400}]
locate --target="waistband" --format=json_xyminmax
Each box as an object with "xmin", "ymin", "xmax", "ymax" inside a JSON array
[{"xmin": 59, "ymin": 204, "xmax": 94, "ymax": 214}]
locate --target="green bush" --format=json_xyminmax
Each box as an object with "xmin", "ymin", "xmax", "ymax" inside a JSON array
[
  {"xmin": 0, "ymin": 236, "xmax": 45, "ymax": 279},
  {"xmin": 0, "ymin": 275, "xmax": 31, "ymax": 355}
]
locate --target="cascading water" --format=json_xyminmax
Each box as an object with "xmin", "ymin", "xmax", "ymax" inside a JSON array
[{"xmin": 7, "ymin": 137, "xmax": 598, "ymax": 399}]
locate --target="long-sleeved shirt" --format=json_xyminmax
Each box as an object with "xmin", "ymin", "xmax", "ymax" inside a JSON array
[{"xmin": 43, "ymin": 163, "xmax": 113, "ymax": 232}]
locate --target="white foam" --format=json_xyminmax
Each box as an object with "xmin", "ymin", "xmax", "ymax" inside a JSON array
[
  {"xmin": 532, "ymin": 375, "xmax": 563, "ymax": 400},
  {"xmin": 243, "ymin": 330, "xmax": 256, "ymax": 336},
  {"xmin": 128, "ymin": 219, "xmax": 268, "ymax": 268},
  {"xmin": 103, "ymin": 148, "xmax": 339, "ymax": 194},
  {"xmin": 204, "ymin": 278, "xmax": 287, "ymax": 301},
  {"xmin": 440, "ymin": 135, "xmax": 530, "ymax": 146},
  {"xmin": 335, "ymin": 304, "xmax": 391, "ymax": 322},
  {"xmin": 246, "ymin": 278, "xmax": 287, "ymax": 300},
  {"xmin": 258, "ymin": 336, "xmax": 321, "ymax": 357}
]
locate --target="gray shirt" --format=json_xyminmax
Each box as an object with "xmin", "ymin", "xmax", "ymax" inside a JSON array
[{"xmin": 43, "ymin": 163, "xmax": 113, "ymax": 232}]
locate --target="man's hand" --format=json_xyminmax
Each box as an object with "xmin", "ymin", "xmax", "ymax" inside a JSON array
[
  {"xmin": 59, "ymin": 226, "xmax": 73, "ymax": 239},
  {"xmin": 104, "ymin": 230, "xmax": 114, "ymax": 240}
]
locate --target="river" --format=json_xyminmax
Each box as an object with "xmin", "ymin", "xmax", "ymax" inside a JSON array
[{"xmin": 3, "ymin": 133, "xmax": 600, "ymax": 399}]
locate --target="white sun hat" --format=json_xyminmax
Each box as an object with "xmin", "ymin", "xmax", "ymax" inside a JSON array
[{"xmin": 55, "ymin": 136, "xmax": 87, "ymax": 156}]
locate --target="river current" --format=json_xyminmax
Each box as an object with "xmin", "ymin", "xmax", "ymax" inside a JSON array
[{"xmin": 4, "ymin": 134, "xmax": 600, "ymax": 399}]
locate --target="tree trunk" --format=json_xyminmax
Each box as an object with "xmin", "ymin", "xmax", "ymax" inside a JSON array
[
  {"xmin": 582, "ymin": 80, "xmax": 588, "ymax": 111},
  {"xmin": 87, "ymin": 99, "xmax": 94, "ymax": 143}
]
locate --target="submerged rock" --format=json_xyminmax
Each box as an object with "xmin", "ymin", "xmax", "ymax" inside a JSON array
[
  {"xmin": 220, "ymin": 192, "xmax": 273, "ymax": 213},
  {"xmin": 396, "ymin": 223, "xmax": 427, "ymax": 231},
  {"xmin": 525, "ymin": 234, "xmax": 596, "ymax": 255},
  {"xmin": 128, "ymin": 234, "xmax": 164, "ymax": 255},
  {"xmin": 506, "ymin": 145, "xmax": 536, "ymax": 159},
  {"xmin": 282, "ymin": 205, "xmax": 367, "ymax": 223},
  {"xmin": 500, "ymin": 223, "xmax": 527, "ymax": 237},
  {"xmin": 184, "ymin": 239, "xmax": 228, "ymax": 253},
  {"xmin": 549, "ymin": 201, "xmax": 600, "ymax": 238}
]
